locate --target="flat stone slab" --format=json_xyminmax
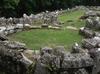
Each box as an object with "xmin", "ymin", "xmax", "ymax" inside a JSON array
[{"xmin": 66, "ymin": 26, "xmax": 78, "ymax": 30}]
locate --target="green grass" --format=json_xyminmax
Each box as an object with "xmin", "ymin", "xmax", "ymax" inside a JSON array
[
  {"xmin": 8, "ymin": 9, "xmax": 85, "ymax": 50},
  {"xmin": 9, "ymin": 29, "xmax": 82, "ymax": 50},
  {"xmin": 58, "ymin": 9, "xmax": 86, "ymax": 28}
]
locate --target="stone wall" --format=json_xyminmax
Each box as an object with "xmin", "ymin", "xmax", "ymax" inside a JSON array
[{"xmin": 0, "ymin": 6, "xmax": 100, "ymax": 74}]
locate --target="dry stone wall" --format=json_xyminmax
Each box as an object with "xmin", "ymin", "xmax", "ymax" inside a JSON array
[
  {"xmin": 0, "ymin": 11, "xmax": 61, "ymax": 36},
  {"xmin": 0, "ymin": 7, "xmax": 100, "ymax": 74}
]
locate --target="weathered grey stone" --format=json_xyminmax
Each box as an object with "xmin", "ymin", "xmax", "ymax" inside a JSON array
[
  {"xmin": 20, "ymin": 53, "xmax": 33, "ymax": 67},
  {"xmin": 71, "ymin": 43, "xmax": 83, "ymax": 53},
  {"xmin": 85, "ymin": 16, "xmax": 100, "ymax": 30},
  {"xmin": 19, "ymin": 18, "xmax": 24, "ymax": 24},
  {"xmin": 53, "ymin": 46, "xmax": 65, "ymax": 56},
  {"xmin": 23, "ymin": 24, "xmax": 32, "ymax": 30},
  {"xmin": 3, "ymin": 41, "xmax": 26, "ymax": 49},
  {"xmin": 62, "ymin": 53, "xmax": 93, "ymax": 68},
  {"xmin": 36, "ymin": 52, "xmax": 60, "ymax": 73},
  {"xmin": 7, "ymin": 17, "xmax": 13, "ymax": 25},
  {"xmin": 34, "ymin": 51, "xmax": 54, "ymax": 74},
  {"xmin": 0, "ymin": 26, "xmax": 6, "ymax": 34},
  {"xmin": 79, "ymin": 27, "xmax": 94, "ymax": 38},
  {"xmin": 40, "ymin": 47, "xmax": 53, "ymax": 55},
  {"xmin": 5, "ymin": 26, "xmax": 16, "ymax": 35},
  {"xmin": 85, "ymin": 10, "xmax": 96, "ymax": 17},
  {"xmin": 0, "ymin": 34, "xmax": 8, "ymax": 41},
  {"xmin": 89, "ymin": 49, "xmax": 100, "ymax": 74},
  {"xmin": 0, "ymin": 43, "xmax": 29, "ymax": 74},
  {"xmin": 71, "ymin": 43, "xmax": 88, "ymax": 53},
  {"xmin": 75, "ymin": 69, "xmax": 89, "ymax": 74},
  {"xmin": 41, "ymin": 24, "xmax": 48, "ymax": 28},
  {"xmin": 34, "ymin": 60, "xmax": 50, "ymax": 74},
  {"xmin": 82, "ymin": 37, "xmax": 100, "ymax": 49},
  {"xmin": 16, "ymin": 24, "xmax": 24, "ymax": 29},
  {"xmin": 23, "ymin": 49, "xmax": 35, "ymax": 61},
  {"xmin": 94, "ymin": 32, "xmax": 100, "ymax": 37},
  {"xmin": 48, "ymin": 26, "xmax": 61, "ymax": 30}
]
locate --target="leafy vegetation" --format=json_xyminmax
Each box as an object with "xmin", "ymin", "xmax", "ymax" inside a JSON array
[
  {"xmin": 0, "ymin": 0, "xmax": 99, "ymax": 17},
  {"xmin": 8, "ymin": 9, "xmax": 85, "ymax": 50}
]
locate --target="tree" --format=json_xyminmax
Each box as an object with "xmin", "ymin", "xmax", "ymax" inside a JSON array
[
  {"xmin": 0, "ymin": 0, "xmax": 100, "ymax": 17},
  {"xmin": 0, "ymin": 0, "xmax": 20, "ymax": 17}
]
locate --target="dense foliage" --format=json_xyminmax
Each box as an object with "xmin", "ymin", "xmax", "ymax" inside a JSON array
[{"xmin": 0, "ymin": 0, "xmax": 100, "ymax": 17}]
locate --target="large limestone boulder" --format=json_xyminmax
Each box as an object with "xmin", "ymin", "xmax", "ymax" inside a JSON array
[
  {"xmin": 79, "ymin": 27, "xmax": 94, "ymax": 38},
  {"xmin": 85, "ymin": 10, "xmax": 96, "ymax": 17},
  {"xmin": 82, "ymin": 36, "xmax": 100, "ymax": 49},
  {"xmin": 2, "ymin": 41, "xmax": 26, "ymax": 49},
  {"xmin": 62, "ymin": 53, "xmax": 93, "ymax": 68},
  {"xmin": 34, "ymin": 60, "xmax": 50, "ymax": 74},
  {"xmin": 0, "ymin": 26, "xmax": 6, "ymax": 34},
  {"xmin": 34, "ymin": 47, "xmax": 94, "ymax": 74},
  {"xmin": 85, "ymin": 17, "xmax": 100, "ymax": 30},
  {"xmin": 16, "ymin": 24, "xmax": 24, "ymax": 29},
  {"xmin": 0, "ymin": 43, "xmax": 33, "ymax": 74},
  {"xmin": 23, "ymin": 49, "xmax": 36, "ymax": 61}
]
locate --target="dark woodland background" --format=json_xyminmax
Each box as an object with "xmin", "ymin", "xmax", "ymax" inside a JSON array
[{"xmin": 0, "ymin": 0, "xmax": 100, "ymax": 17}]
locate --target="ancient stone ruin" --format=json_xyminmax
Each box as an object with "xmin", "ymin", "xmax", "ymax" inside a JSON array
[
  {"xmin": 0, "ymin": 11, "xmax": 61, "ymax": 36},
  {"xmin": 1, "ymin": 6, "xmax": 100, "ymax": 74}
]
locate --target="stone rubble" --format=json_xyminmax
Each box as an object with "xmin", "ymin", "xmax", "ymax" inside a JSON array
[
  {"xmin": 1, "ymin": 6, "xmax": 100, "ymax": 74},
  {"xmin": 0, "ymin": 11, "xmax": 61, "ymax": 35}
]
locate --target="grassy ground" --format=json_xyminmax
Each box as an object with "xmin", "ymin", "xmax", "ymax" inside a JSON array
[
  {"xmin": 8, "ymin": 9, "xmax": 85, "ymax": 50},
  {"xmin": 58, "ymin": 9, "xmax": 86, "ymax": 28}
]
